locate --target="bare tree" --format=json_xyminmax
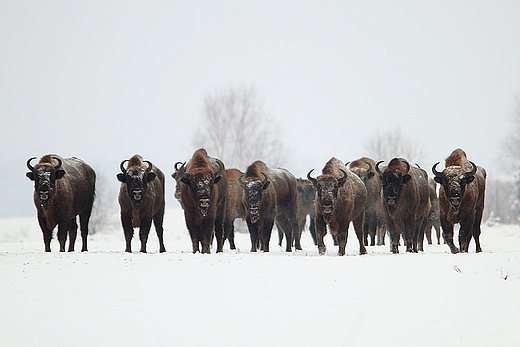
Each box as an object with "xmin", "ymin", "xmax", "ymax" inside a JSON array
[
  {"xmin": 363, "ymin": 126, "xmax": 428, "ymax": 164},
  {"xmin": 192, "ymin": 86, "xmax": 287, "ymax": 169},
  {"xmin": 501, "ymin": 95, "xmax": 520, "ymax": 170}
]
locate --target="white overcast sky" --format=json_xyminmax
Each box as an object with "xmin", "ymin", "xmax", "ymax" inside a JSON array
[{"xmin": 1, "ymin": 1, "xmax": 520, "ymax": 217}]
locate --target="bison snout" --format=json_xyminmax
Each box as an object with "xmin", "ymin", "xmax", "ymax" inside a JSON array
[
  {"xmin": 39, "ymin": 190, "xmax": 50, "ymax": 201},
  {"xmin": 199, "ymin": 198, "xmax": 210, "ymax": 209},
  {"xmin": 321, "ymin": 204, "xmax": 334, "ymax": 214},
  {"xmin": 132, "ymin": 189, "xmax": 143, "ymax": 201}
]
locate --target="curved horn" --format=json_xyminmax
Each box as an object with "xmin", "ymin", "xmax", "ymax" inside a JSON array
[
  {"xmin": 120, "ymin": 160, "xmax": 129, "ymax": 174},
  {"xmin": 238, "ymin": 174, "xmax": 247, "ymax": 188},
  {"xmin": 51, "ymin": 156, "xmax": 62, "ymax": 169},
  {"xmin": 215, "ymin": 159, "xmax": 225, "ymax": 177},
  {"xmin": 261, "ymin": 172, "xmax": 269, "ymax": 186},
  {"xmin": 375, "ymin": 161, "xmax": 384, "ymax": 176},
  {"xmin": 174, "ymin": 161, "xmax": 185, "ymax": 171},
  {"xmin": 345, "ymin": 161, "xmax": 351, "ymax": 168},
  {"xmin": 401, "ymin": 160, "xmax": 410, "ymax": 175},
  {"xmin": 432, "ymin": 162, "xmax": 442, "ymax": 177},
  {"xmin": 338, "ymin": 169, "xmax": 348, "ymax": 186},
  {"xmin": 365, "ymin": 161, "xmax": 373, "ymax": 172},
  {"xmin": 307, "ymin": 169, "xmax": 317, "ymax": 185},
  {"xmin": 465, "ymin": 162, "xmax": 477, "ymax": 177},
  {"xmin": 26, "ymin": 157, "xmax": 37, "ymax": 171},
  {"xmin": 144, "ymin": 160, "xmax": 153, "ymax": 173}
]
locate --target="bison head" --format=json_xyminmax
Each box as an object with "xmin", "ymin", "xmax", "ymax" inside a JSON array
[
  {"xmin": 171, "ymin": 161, "xmax": 186, "ymax": 203},
  {"xmin": 26, "ymin": 156, "xmax": 65, "ymax": 209},
  {"xmin": 376, "ymin": 160, "xmax": 411, "ymax": 211},
  {"xmin": 117, "ymin": 160, "xmax": 156, "ymax": 209},
  {"xmin": 432, "ymin": 162, "xmax": 476, "ymax": 211},
  {"xmin": 239, "ymin": 173, "xmax": 270, "ymax": 224},
  {"xmin": 348, "ymin": 161, "xmax": 375, "ymax": 184},
  {"xmin": 181, "ymin": 161, "xmax": 223, "ymax": 218},
  {"xmin": 307, "ymin": 169, "xmax": 347, "ymax": 223}
]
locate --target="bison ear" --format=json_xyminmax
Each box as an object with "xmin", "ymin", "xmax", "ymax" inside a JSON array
[
  {"xmin": 367, "ymin": 172, "xmax": 375, "ymax": 180},
  {"xmin": 55, "ymin": 170, "xmax": 66, "ymax": 179},
  {"xmin": 297, "ymin": 186, "xmax": 304, "ymax": 193},
  {"xmin": 214, "ymin": 175, "xmax": 222, "ymax": 184},
  {"xmin": 117, "ymin": 173, "xmax": 127, "ymax": 183},
  {"xmin": 147, "ymin": 172, "xmax": 156, "ymax": 182},
  {"xmin": 402, "ymin": 174, "xmax": 412, "ymax": 184},
  {"xmin": 26, "ymin": 172, "xmax": 35, "ymax": 181},
  {"xmin": 181, "ymin": 177, "xmax": 190, "ymax": 185},
  {"xmin": 434, "ymin": 176, "xmax": 443, "ymax": 184}
]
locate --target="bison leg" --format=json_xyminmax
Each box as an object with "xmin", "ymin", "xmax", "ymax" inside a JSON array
[
  {"xmin": 336, "ymin": 227, "xmax": 348, "ymax": 256},
  {"xmin": 315, "ymin": 216, "xmax": 327, "ymax": 255},
  {"xmin": 200, "ymin": 218, "xmax": 214, "ymax": 254},
  {"xmin": 223, "ymin": 217, "xmax": 236, "ymax": 250},
  {"xmin": 121, "ymin": 213, "xmax": 134, "ymax": 253},
  {"xmin": 247, "ymin": 219, "xmax": 259, "ymax": 252},
  {"xmin": 57, "ymin": 221, "xmax": 70, "ymax": 252},
  {"xmin": 458, "ymin": 219, "xmax": 474, "ymax": 253},
  {"xmin": 38, "ymin": 214, "xmax": 53, "ymax": 252},
  {"xmin": 417, "ymin": 217, "xmax": 428, "ymax": 252},
  {"xmin": 440, "ymin": 218, "xmax": 459, "ymax": 254},
  {"xmin": 79, "ymin": 209, "xmax": 91, "ymax": 252},
  {"xmin": 473, "ymin": 209, "xmax": 484, "ymax": 253},
  {"xmin": 153, "ymin": 210, "xmax": 166, "ymax": 253},
  {"xmin": 309, "ymin": 217, "xmax": 317, "ymax": 245},
  {"xmin": 275, "ymin": 216, "xmax": 293, "ymax": 252},
  {"xmin": 68, "ymin": 217, "xmax": 78, "ymax": 252},
  {"xmin": 214, "ymin": 208, "xmax": 225, "ymax": 253},
  {"xmin": 138, "ymin": 217, "xmax": 153, "ymax": 253},
  {"xmin": 353, "ymin": 213, "xmax": 367, "ymax": 255},
  {"xmin": 425, "ymin": 220, "xmax": 433, "ymax": 245},
  {"xmin": 260, "ymin": 218, "xmax": 275, "ymax": 253}
]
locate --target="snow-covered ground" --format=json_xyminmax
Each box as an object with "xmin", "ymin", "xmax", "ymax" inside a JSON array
[{"xmin": 1, "ymin": 208, "xmax": 519, "ymax": 347}]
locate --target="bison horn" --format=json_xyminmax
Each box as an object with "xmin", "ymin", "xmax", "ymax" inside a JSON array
[
  {"xmin": 174, "ymin": 161, "xmax": 185, "ymax": 171},
  {"xmin": 215, "ymin": 159, "xmax": 225, "ymax": 178},
  {"xmin": 375, "ymin": 161, "xmax": 384, "ymax": 176},
  {"xmin": 465, "ymin": 162, "xmax": 477, "ymax": 178},
  {"xmin": 51, "ymin": 156, "xmax": 62, "ymax": 169},
  {"xmin": 261, "ymin": 172, "xmax": 269, "ymax": 186},
  {"xmin": 401, "ymin": 160, "xmax": 410, "ymax": 175},
  {"xmin": 238, "ymin": 174, "xmax": 246, "ymax": 188},
  {"xmin": 120, "ymin": 160, "xmax": 129, "ymax": 174},
  {"xmin": 345, "ymin": 162, "xmax": 351, "ymax": 168},
  {"xmin": 26, "ymin": 157, "xmax": 37, "ymax": 171},
  {"xmin": 432, "ymin": 162, "xmax": 442, "ymax": 177},
  {"xmin": 307, "ymin": 169, "xmax": 317, "ymax": 185},
  {"xmin": 338, "ymin": 169, "xmax": 348, "ymax": 186},
  {"xmin": 365, "ymin": 161, "xmax": 373, "ymax": 172},
  {"xmin": 144, "ymin": 160, "xmax": 153, "ymax": 173}
]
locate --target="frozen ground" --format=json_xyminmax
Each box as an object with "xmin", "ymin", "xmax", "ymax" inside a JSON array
[{"xmin": 1, "ymin": 208, "xmax": 519, "ymax": 347}]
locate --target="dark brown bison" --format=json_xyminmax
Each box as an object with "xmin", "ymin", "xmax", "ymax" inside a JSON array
[
  {"xmin": 180, "ymin": 148, "xmax": 227, "ymax": 254},
  {"xmin": 223, "ymin": 168, "xmax": 247, "ymax": 250},
  {"xmin": 432, "ymin": 149, "xmax": 486, "ymax": 253},
  {"xmin": 278, "ymin": 178, "xmax": 316, "ymax": 250},
  {"xmin": 171, "ymin": 161, "xmax": 186, "ymax": 207},
  {"xmin": 375, "ymin": 158, "xmax": 430, "ymax": 253},
  {"xmin": 348, "ymin": 157, "xmax": 383, "ymax": 247},
  {"xmin": 240, "ymin": 161, "xmax": 298, "ymax": 252},
  {"xmin": 424, "ymin": 178, "xmax": 442, "ymax": 245},
  {"xmin": 307, "ymin": 157, "xmax": 367, "ymax": 256},
  {"xmin": 26, "ymin": 155, "xmax": 95, "ymax": 252},
  {"xmin": 117, "ymin": 155, "xmax": 166, "ymax": 253}
]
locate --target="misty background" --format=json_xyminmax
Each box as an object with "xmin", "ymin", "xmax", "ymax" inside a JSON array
[{"xmin": 1, "ymin": 2, "xmax": 520, "ymax": 222}]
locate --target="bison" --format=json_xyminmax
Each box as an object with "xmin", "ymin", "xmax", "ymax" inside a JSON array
[
  {"xmin": 424, "ymin": 178, "xmax": 442, "ymax": 245},
  {"xmin": 432, "ymin": 149, "xmax": 486, "ymax": 253},
  {"xmin": 240, "ymin": 161, "xmax": 298, "ymax": 252},
  {"xmin": 117, "ymin": 155, "xmax": 166, "ymax": 253},
  {"xmin": 180, "ymin": 148, "xmax": 227, "ymax": 254},
  {"xmin": 375, "ymin": 158, "xmax": 430, "ymax": 253},
  {"xmin": 278, "ymin": 178, "xmax": 316, "ymax": 250},
  {"xmin": 26, "ymin": 155, "xmax": 95, "ymax": 252},
  {"xmin": 348, "ymin": 157, "xmax": 384, "ymax": 247},
  {"xmin": 307, "ymin": 157, "xmax": 367, "ymax": 256},
  {"xmin": 223, "ymin": 168, "xmax": 247, "ymax": 250},
  {"xmin": 171, "ymin": 161, "xmax": 186, "ymax": 208}
]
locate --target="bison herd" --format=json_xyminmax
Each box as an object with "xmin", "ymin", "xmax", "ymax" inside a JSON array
[{"xmin": 26, "ymin": 148, "xmax": 486, "ymax": 255}]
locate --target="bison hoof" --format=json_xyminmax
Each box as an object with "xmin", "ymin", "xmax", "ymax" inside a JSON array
[
  {"xmin": 359, "ymin": 247, "xmax": 367, "ymax": 255},
  {"xmin": 450, "ymin": 246, "xmax": 460, "ymax": 254},
  {"xmin": 318, "ymin": 246, "xmax": 326, "ymax": 255}
]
